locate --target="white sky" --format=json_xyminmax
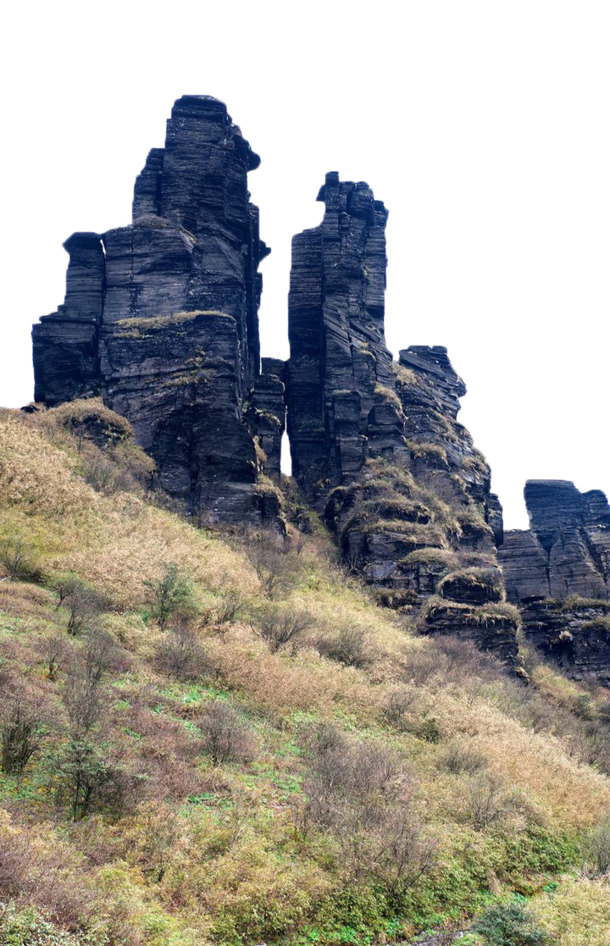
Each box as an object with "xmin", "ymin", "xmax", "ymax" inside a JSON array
[{"xmin": 1, "ymin": 1, "xmax": 608, "ymax": 529}]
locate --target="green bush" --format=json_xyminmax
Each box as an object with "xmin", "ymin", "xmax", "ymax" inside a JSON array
[
  {"xmin": 143, "ymin": 563, "xmax": 197, "ymax": 628},
  {"xmin": 474, "ymin": 901, "xmax": 550, "ymax": 945}
]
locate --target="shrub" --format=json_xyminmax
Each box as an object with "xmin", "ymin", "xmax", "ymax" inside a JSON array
[
  {"xmin": 245, "ymin": 529, "xmax": 296, "ymax": 598},
  {"xmin": 383, "ymin": 686, "xmax": 419, "ymax": 729},
  {"xmin": 56, "ymin": 579, "xmax": 109, "ymax": 637},
  {"xmin": 199, "ymin": 700, "xmax": 255, "ymax": 766},
  {"xmin": 317, "ymin": 624, "xmax": 370, "ymax": 668},
  {"xmin": 62, "ymin": 629, "xmax": 120, "ymax": 734},
  {"xmin": 301, "ymin": 725, "xmax": 435, "ymax": 889},
  {"xmin": 0, "ymin": 700, "xmax": 43, "ymax": 776},
  {"xmin": 143, "ymin": 563, "xmax": 197, "ymax": 628},
  {"xmin": 474, "ymin": 901, "xmax": 550, "ymax": 945},
  {"xmin": 253, "ymin": 603, "xmax": 314, "ymax": 652},
  {"xmin": 440, "ymin": 740, "xmax": 486, "ymax": 774},
  {"xmin": 582, "ymin": 818, "xmax": 610, "ymax": 876},
  {"xmin": 38, "ymin": 632, "xmax": 75, "ymax": 681},
  {"xmin": 154, "ymin": 623, "xmax": 210, "ymax": 680},
  {"xmin": 215, "ymin": 590, "xmax": 244, "ymax": 625},
  {"xmin": 0, "ymin": 537, "xmax": 43, "ymax": 583},
  {"xmin": 466, "ymin": 773, "xmax": 510, "ymax": 831}
]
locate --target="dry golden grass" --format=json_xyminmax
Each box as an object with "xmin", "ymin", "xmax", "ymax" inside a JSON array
[
  {"xmin": 532, "ymin": 876, "xmax": 610, "ymax": 945},
  {"xmin": 2, "ymin": 407, "xmax": 610, "ymax": 944}
]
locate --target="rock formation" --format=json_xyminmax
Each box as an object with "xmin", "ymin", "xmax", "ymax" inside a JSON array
[
  {"xmin": 499, "ymin": 480, "xmax": 610, "ymax": 680},
  {"xmin": 31, "ymin": 100, "xmax": 523, "ymax": 666},
  {"xmin": 33, "ymin": 96, "xmax": 271, "ymax": 523},
  {"xmin": 286, "ymin": 175, "xmax": 520, "ymax": 666},
  {"xmin": 286, "ymin": 172, "xmax": 404, "ymax": 491}
]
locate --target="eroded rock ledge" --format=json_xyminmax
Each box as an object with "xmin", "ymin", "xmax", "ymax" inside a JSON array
[{"xmin": 499, "ymin": 480, "xmax": 610, "ymax": 682}]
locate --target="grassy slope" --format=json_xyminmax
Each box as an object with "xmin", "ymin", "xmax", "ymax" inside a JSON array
[{"xmin": 0, "ymin": 406, "xmax": 609, "ymax": 945}]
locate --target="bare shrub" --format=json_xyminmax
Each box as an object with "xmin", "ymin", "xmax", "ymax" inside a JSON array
[
  {"xmin": 582, "ymin": 818, "xmax": 610, "ymax": 876},
  {"xmin": 0, "ymin": 699, "xmax": 43, "ymax": 775},
  {"xmin": 199, "ymin": 700, "xmax": 255, "ymax": 766},
  {"xmin": 0, "ymin": 829, "xmax": 32, "ymax": 897},
  {"xmin": 62, "ymin": 629, "xmax": 121, "ymax": 734},
  {"xmin": 0, "ymin": 537, "xmax": 43, "ymax": 583},
  {"xmin": 301, "ymin": 724, "xmax": 435, "ymax": 889},
  {"xmin": 402, "ymin": 646, "xmax": 446, "ymax": 686},
  {"xmin": 215, "ymin": 591, "xmax": 244, "ymax": 625},
  {"xmin": 439, "ymin": 740, "xmax": 486, "ymax": 775},
  {"xmin": 0, "ymin": 824, "xmax": 94, "ymax": 927},
  {"xmin": 154, "ymin": 624, "xmax": 210, "ymax": 680},
  {"xmin": 63, "ymin": 672, "xmax": 104, "ymax": 735},
  {"xmin": 383, "ymin": 686, "xmax": 420, "ymax": 729},
  {"xmin": 245, "ymin": 529, "xmax": 296, "ymax": 598},
  {"xmin": 37, "ymin": 632, "xmax": 76, "ymax": 681},
  {"xmin": 253, "ymin": 603, "xmax": 315, "ymax": 652},
  {"xmin": 436, "ymin": 635, "xmax": 503, "ymax": 683},
  {"xmin": 317, "ymin": 624, "xmax": 370, "ymax": 668},
  {"xmin": 57, "ymin": 579, "xmax": 109, "ymax": 637},
  {"xmin": 466, "ymin": 773, "xmax": 510, "ymax": 831},
  {"xmin": 144, "ymin": 563, "xmax": 197, "ymax": 628}
]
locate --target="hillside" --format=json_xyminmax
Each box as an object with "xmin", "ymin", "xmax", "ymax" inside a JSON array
[{"xmin": 1, "ymin": 403, "xmax": 610, "ymax": 945}]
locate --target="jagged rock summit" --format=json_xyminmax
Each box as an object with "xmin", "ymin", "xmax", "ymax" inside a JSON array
[
  {"xmin": 32, "ymin": 95, "xmax": 275, "ymax": 523},
  {"xmin": 33, "ymin": 97, "xmax": 521, "ymax": 666},
  {"xmin": 286, "ymin": 174, "xmax": 520, "ymax": 667}
]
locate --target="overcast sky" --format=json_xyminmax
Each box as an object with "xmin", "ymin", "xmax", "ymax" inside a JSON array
[{"xmin": 1, "ymin": 1, "xmax": 608, "ymax": 529}]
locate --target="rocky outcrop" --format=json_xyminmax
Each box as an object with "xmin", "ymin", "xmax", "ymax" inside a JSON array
[
  {"xmin": 500, "ymin": 481, "xmax": 610, "ymax": 604},
  {"xmin": 520, "ymin": 598, "xmax": 610, "ymax": 684},
  {"xmin": 286, "ymin": 176, "xmax": 519, "ymax": 666},
  {"xmin": 33, "ymin": 96, "xmax": 270, "ymax": 523},
  {"xmin": 286, "ymin": 172, "xmax": 406, "ymax": 493},
  {"xmin": 499, "ymin": 480, "xmax": 610, "ymax": 680}
]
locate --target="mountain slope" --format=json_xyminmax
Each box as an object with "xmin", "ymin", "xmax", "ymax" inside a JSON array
[{"xmin": 0, "ymin": 404, "xmax": 609, "ymax": 945}]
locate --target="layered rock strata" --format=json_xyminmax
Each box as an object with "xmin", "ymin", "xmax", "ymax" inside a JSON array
[
  {"xmin": 286, "ymin": 172, "xmax": 406, "ymax": 492},
  {"xmin": 286, "ymin": 176, "xmax": 519, "ymax": 666},
  {"xmin": 33, "ymin": 96, "xmax": 270, "ymax": 523},
  {"xmin": 499, "ymin": 480, "xmax": 610, "ymax": 680}
]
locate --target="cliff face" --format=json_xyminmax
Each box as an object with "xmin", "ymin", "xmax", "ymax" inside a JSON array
[
  {"xmin": 286, "ymin": 172, "xmax": 404, "ymax": 491},
  {"xmin": 286, "ymin": 176, "xmax": 519, "ymax": 667},
  {"xmin": 33, "ymin": 96, "xmax": 270, "ymax": 523},
  {"xmin": 499, "ymin": 480, "xmax": 610, "ymax": 682}
]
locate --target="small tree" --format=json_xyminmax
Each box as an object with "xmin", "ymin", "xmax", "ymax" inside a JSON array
[
  {"xmin": 56, "ymin": 737, "xmax": 112, "ymax": 820},
  {"xmin": 144, "ymin": 564, "xmax": 196, "ymax": 628}
]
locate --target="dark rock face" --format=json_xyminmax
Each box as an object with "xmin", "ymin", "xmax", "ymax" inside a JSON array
[
  {"xmin": 500, "ymin": 481, "xmax": 610, "ymax": 604},
  {"xmin": 286, "ymin": 176, "xmax": 519, "ymax": 666},
  {"xmin": 33, "ymin": 96, "xmax": 270, "ymax": 523},
  {"xmin": 499, "ymin": 480, "xmax": 610, "ymax": 681},
  {"xmin": 248, "ymin": 358, "xmax": 286, "ymax": 481},
  {"xmin": 521, "ymin": 599, "xmax": 610, "ymax": 685},
  {"xmin": 286, "ymin": 172, "xmax": 405, "ymax": 492}
]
